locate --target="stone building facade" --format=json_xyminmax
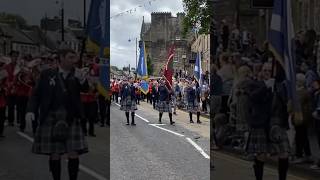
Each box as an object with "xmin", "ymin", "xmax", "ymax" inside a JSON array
[
  {"xmin": 140, "ymin": 12, "xmax": 193, "ymax": 76},
  {"xmin": 213, "ymin": 0, "xmax": 320, "ymax": 44}
]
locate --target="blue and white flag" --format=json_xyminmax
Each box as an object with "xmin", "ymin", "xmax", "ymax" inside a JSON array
[
  {"xmin": 194, "ymin": 52, "xmax": 202, "ymax": 86},
  {"xmin": 269, "ymin": 0, "xmax": 300, "ymax": 112},
  {"xmin": 137, "ymin": 41, "xmax": 148, "ymax": 79}
]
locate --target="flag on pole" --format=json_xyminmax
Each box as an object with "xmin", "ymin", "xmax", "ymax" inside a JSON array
[
  {"xmin": 163, "ymin": 45, "xmax": 175, "ymax": 90},
  {"xmin": 139, "ymin": 80, "xmax": 149, "ymax": 95},
  {"xmin": 194, "ymin": 52, "xmax": 202, "ymax": 86},
  {"xmin": 86, "ymin": 0, "xmax": 110, "ymax": 99},
  {"xmin": 137, "ymin": 41, "xmax": 148, "ymax": 79},
  {"xmin": 269, "ymin": 0, "xmax": 300, "ymax": 113}
]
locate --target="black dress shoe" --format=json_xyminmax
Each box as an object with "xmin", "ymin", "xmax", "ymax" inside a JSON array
[
  {"xmin": 197, "ymin": 121, "xmax": 202, "ymax": 124},
  {"xmin": 126, "ymin": 123, "xmax": 130, "ymax": 125},
  {"xmin": 190, "ymin": 120, "xmax": 194, "ymax": 123},
  {"xmin": 131, "ymin": 123, "xmax": 136, "ymax": 126},
  {"xmin": 170, "ymin": 121, "xmax": 175, "ymax": 125}
]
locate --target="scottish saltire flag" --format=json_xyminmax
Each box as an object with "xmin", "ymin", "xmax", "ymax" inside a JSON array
[
  {"xmin": 139, "ymin": 80, "xmax": 149, "ymax": 95},
  {"xmin": 194, "ymin": 52, "xmax": 202, "ymax": 86},
  {"xmin": 86, "ymin": 0, "xmax": 110, "ymax": 99},
  {"xmin": 137, "ymin": 41, "xmax": 148, "ymax": 79},
  {"xmin": 269, "ymin": 0, "xmax": 300, "ymax": 112}
]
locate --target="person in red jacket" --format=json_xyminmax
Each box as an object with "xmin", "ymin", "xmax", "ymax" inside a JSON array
[
  {"xmin": 80, "ymin": 79, "xmax": 97, "ymax": 137},
  {"xmin": 16, "ymin": 69, "xmax": 33, "ymax": 132},
  {"xmin": 4, "ymin": 51, "xmax": 19, "ymax": 126},
  {"xmin": 113, "ymin": 80, "xmax": 120, "ymax": 103}
]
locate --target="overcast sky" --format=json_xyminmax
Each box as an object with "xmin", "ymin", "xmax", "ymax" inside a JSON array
[
  {"xmin": 0, "ymin": 0, "xmax": 183, "ymax": 69},
  {"xmin": 110, "ymin": 0, "xmax": 184, "ymax": 68},
  {"xmin": 0, "ymin": 0, "xmax": 91, "ymax": 26}
]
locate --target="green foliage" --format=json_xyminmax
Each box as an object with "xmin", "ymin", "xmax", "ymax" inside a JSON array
[
  {"xmin": 182, "ymin": 0, "xmax": 210, "ymax": 37},
  {"xmin": 147, "ymin": 55, "xmax": 153, "ymax": 75},
  {"xmin": 0, "ymin": 12, "xmax": 28, "ymax": 28},
  {"xmin": 111, "ymin": 65, "xmax": 119, "ymax": 71}
]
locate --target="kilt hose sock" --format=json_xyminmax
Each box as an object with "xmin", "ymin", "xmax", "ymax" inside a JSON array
[
  {"xmin": 125, "ymin": 112, "xmax": 130, "ymax": 125},
  {"xmin": 253, "ymin": 158, "xmax": 264, "ymax": 180},
  {"xmin": 189, "ymin": 112, "xmax": 194, "ymax": 123},
  {"xmin": 197, "ymin": 112, "xmax": 201, "ymax": 123},
  {"xmin": 131, "ymin": 112, "xmax": 136, "ymax": 125},
  {"xmin": 278, "ymin": 158, "xmax": 288, "ymax": 180},
  {"xmin": 169, "ymin": 113, "xmax": 175, "ymax": 125},
  {"xmin": 49, "ymin": 159, "xmax": 61, "ymax": 180},
  {"xmin": 68, "ymin": 158, "xmax": 79, "ymax": 180},
  {"xmin": 159, "ymin": 113, "xmax": 163, "ymax": 123}
]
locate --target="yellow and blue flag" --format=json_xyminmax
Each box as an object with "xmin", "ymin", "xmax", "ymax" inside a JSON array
[{"xmin": 86, "ymin": 0, "xmax": 110, "ymax": 99}]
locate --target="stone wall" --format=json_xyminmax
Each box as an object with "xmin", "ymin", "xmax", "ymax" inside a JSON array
[{"xmin": 141, "ymin": 12, "xmax": 192, "ymax": 76}]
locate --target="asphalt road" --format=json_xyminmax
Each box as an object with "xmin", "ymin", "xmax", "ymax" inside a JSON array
[
  {"xmin": 0, "ymin": 121, "xmax": 109, "ymax": 180},
  {"xmin": 110, "ymin": 102, "xmax": 210, "ymax": 180}
]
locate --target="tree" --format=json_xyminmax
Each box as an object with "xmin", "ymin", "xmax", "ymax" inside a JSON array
[
  {"xmin": 147, "ymin": 55, "xmax": 153, "ymax": 76},
  {"xmin": 182, "ymin": 0, "xmax": 210, "ymax": 37},
  {"xmin": 0, "ymin": 13, "xmax": 28, "ymax": 29}
]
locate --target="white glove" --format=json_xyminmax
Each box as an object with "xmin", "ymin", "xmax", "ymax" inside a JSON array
[{"xmin": 25, "ymin": 112, "xmax": 35, "ymax": 122}]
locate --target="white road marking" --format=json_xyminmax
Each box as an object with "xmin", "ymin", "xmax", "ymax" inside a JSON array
[
  {"xmin": 114, "ymin": 102, "xmax": 150, "ymax": 123},
  {"xmin": 186, "ymin": 137, "xmax": 210, "ymax": 159},
  {"xmin": 135, "ymin": 114, "xmax": 150, "ymax": 123},
  {"xmin": 149, "ymin": 124, "xmax": 185, "ymax": 137},
  {"xmin": 113, "ymin": 102, "xmax": 210, "ymax": 160},
  {"xmin": 149, "ymin": 124, "xmax": 167, "ymax": 126},
  {"xmin": 16, "ymin": 132, "xmax": 107, "ymax": 180}
]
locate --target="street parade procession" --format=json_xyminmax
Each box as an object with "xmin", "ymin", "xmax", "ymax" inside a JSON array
[{"xmin": 110, "ymin": 41, "xmax": 210, "ymax": 126}]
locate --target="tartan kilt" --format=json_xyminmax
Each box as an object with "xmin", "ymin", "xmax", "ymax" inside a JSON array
[
  {"xmin": 120, "ymin": 96, "xmax": 137, "ymax": 111},
  {"xmin": 186, "ymin": 100, "xmax": 200, "ymax": 113},
  {"xmin": 156, "ymin": 101, "xmax": 172, "ymax": 113},
  {"xmin": 245, "ymin": 128, "xmax": 269, "ymax": 154},
  {"xmin": 32, "ymin": 115, "xmax": 88, "ymax": 155},
  {"xmin": 269, "ymin": 128, "xmax": 290, "ymax": 155}
]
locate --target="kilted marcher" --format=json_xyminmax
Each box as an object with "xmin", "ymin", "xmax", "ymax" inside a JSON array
[
  {"xmin": 0, "ymin": 77, "xmax": 6, "ymax": 138},
  {"xmin": 25, "ymin": 49, "xmax": 88, "ymax": 180},
  {"xmin": 244, "ymin": 63, "xmax": 290, "ymax": 180},
  {"xmin": 120, "ymin": 78, "xmax": 137, "ymax": 125},
  {"xmin": 185, "ymin": 80, "xmax": 201, "ymax": 124},
  {"xmin": 156, "ymin": 79, "xmax": 175, "ymax": 125},
  {"xmin": 98, "ymin": 93, "xmax": 108, "ymax": 127},
  {"xmin": 152, "ymin": 81, "xmax": 159, "ymax": 109},
  {"xmin": 173, "ymin": 81, "xmax": 181, "ymax": 115},
  {"xmin": 16, "ymin": 68, "xmax": 33, "ymax": 132}
]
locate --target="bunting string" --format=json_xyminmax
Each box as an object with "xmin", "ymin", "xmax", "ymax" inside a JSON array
[{"xmin": 110, "ymin": 0, "xmax": 158, "ymax": 20}]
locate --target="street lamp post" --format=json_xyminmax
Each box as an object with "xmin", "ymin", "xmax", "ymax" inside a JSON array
[{"xmin": 60, "ymin": 0, "xmax": 65, "ymax": 42}]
